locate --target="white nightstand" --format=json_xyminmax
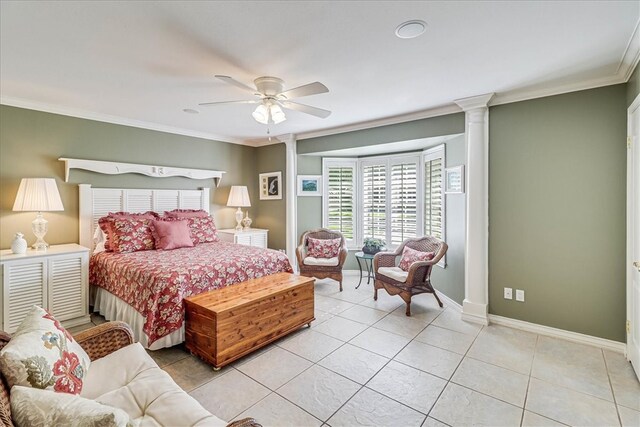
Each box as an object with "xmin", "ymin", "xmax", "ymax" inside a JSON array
[
  {"xmin": 0, "ymin": 244, "xmax": 90, "ymax": 332},
  {"xmin": 217, "ymin": 228, "xmax": 268, "ymax": 248}
]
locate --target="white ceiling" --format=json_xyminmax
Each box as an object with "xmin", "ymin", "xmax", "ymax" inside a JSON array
[{"xmin": 1, "ymin": 1, "xmax": 638, "ymax": 145}]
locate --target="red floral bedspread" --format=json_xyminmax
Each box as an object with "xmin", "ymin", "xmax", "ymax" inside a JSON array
[{"xmin": 89, "ymin": 242, "xmax": 293, "ymax": 344}]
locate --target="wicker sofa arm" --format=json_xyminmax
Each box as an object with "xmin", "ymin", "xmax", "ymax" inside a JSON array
[
  {"xmin": 373, "ymin": 251, "xmax": 399, "ymax": 270},
  {"xmin": 75, "ymin": 321, "xmax": 135, "ymax": 362},
  {"xmin": 227, "ymin": 418, "xmax": 262, "ymax": 427},
  {"xmin": 295, "ymin": 244, "xmax": 307, "ymax": 266}
]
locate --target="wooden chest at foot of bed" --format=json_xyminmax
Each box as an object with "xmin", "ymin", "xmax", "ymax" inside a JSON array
[{"xmin": 184, "ymin": 272, "xmax": 315, "ymax": 368}]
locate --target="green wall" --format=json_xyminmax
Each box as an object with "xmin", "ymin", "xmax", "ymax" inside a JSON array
[
  {"xmin": 254, "ymin": 143, "xmax": 287, "ymax": 250},
  {"xmin": 627, "ymin": 62, "xmax": 640, "ymax": 107},
  {"xmin": 0, "ymin": 105, "xmax": 258, "ymax": 249},
  {"xmin": 296, "ymin": 114, "xmax": 467, "ymax": 304},
  {"xmin": 488, "ymin": 84, "xmax": 627, "ymax": 342}
]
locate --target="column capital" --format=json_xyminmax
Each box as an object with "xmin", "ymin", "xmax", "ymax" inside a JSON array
[
  {"xmin": 454, "ymin": 93, "xmax": 495, "ymax": 112},
  {"xmin": 277, "ymin": 133, "xmax": 297, "ymax": 146}
]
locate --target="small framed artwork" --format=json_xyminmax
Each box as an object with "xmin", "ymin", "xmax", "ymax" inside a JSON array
[
  {"xmin": 259, "ymin": 171, "xmax": 282, "ymax": 200},
  {"xmin": 445, "ymin": 165, "xmax": 465, "ymax": 194},
  {"xmin": 297, "ymin": 175, "xmax": 322, "ymax": 196}
]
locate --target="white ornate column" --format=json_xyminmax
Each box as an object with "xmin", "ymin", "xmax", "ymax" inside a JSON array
[
  {"xmin": 455, "ymin": 93, "xmax": 494, "ymax": 325},
  {"xmin": 281, "ymin": 134, "xmax": 298, "ymax": 271}
]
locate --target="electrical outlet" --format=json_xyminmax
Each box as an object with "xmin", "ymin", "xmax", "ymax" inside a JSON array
[
  {"xmin": 504, "ymin": 287, "xmax": 513, "ymax": 299},
  {"xmin": 516, "ymin": 289, "xmax": 525, "ymax": 302}
]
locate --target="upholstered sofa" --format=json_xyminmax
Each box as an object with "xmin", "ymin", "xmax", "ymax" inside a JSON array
[{"xmin": 0, "ymin": 321, "xmax": 259, "ymax": 427}]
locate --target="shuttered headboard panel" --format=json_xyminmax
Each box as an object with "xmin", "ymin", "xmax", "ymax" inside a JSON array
[{"xmin": 78, "ymin": 184, "xmax": 210, "ymax": 253}]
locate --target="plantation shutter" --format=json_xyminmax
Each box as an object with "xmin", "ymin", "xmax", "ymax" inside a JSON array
[
  {"xmin": 324, "ymin": 161, "xmax": 356, "ymax": 241},
  {"xmin": 362, "ymin": 163, "xmax": 387, "ymax": 241},
  {"xmin": 390, "ymin": 160, "xmax": 418, "ymax": 246},
  {"xmin": 424, "ymin": 156, "xmax": 443, "ymax": 239}
]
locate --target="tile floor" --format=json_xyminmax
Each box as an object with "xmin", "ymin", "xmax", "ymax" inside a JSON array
[{"xmin": 74, "ymin": 276, "xmax": 640, "ymax": 427}]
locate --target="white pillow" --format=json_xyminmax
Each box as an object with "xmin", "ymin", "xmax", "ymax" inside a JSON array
[
  {"xmin": 11, "ymin": 385, "xmax": 133, "ymax": 427},
  {"xmin": 93, "ymin": 226, "xmax": 107, "ymax": 254},
  {"xmin": 0, "ymin": 306, "xmax": 91, "ymax": 394}
]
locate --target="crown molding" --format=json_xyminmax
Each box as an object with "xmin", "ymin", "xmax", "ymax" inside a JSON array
[
  {"xmin": 619, "ymin": 17, "xmax": 640, "ymax": 81},
  {"xmin": 455, "ymin": 93, "xmax": 495, "ymax": 111},
  {"xmin": 0, "ymin": 96, "xmax": 249, "ymax": 146}
]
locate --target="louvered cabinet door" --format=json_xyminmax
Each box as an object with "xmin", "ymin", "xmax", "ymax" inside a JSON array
[
  {"xmin": 48, "ymin": 253, "xmax": 88, "ymax": 322},
  {"xmin": 250, "ymin": 232, "xmax": 267, "ymax": 248},
  {"xmin": 1, "ymin": 259, "xmax": 47, "ymax": 333},
  {"xmin": 236, "ymin": 234, "xmax": 252, "ymax": 246}
]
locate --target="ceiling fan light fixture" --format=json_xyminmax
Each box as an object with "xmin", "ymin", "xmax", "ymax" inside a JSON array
[
  {"xmin": 270, "ymin": 104, "xmax": 286, "ymax": 124},
  {"xmin": 252, "ymin": 104, "xmax": 269, "ymax": 124}
]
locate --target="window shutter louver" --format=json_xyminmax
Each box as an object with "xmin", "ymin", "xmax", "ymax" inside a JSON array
[
  {"xmin": 326, "ymin": 165, "xmax": 355, "ymax": 240},
  {"xmin": 362, "ymin": 164, "xmax": 387, "ymax": 241},
  {"xmin": 390, "ymin": 162, "xmax": 418, "ymax": 246},
  {"xmin": 424, "ymin": 157, "xmax": 443, "ymax": 239}
]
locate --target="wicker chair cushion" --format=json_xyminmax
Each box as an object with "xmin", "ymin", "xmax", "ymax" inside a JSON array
[
  {"xmin": 11, "ymin": 385, "xmax": 131, "ymax": 427},
  {"xmin": 307, "ymin": 237, "xmax": 341, "ymax": 258},
  {"xmin": 0, "ymin": 306, "xmax": 90, "ymax": 395},
  {"xmin": 303, "ymin": 256, "xmax": 339, "ymax": 266},
  {"xmin": 399, "ymin": 246, "xmax": 434, "ymax": 271},
  {"xmin": 81, "ymin": 343, "xmax": 227, "ymax": 426},
  {"xmin": 378, "ymin": 267, "xmax": 409, "ymax": 283}
]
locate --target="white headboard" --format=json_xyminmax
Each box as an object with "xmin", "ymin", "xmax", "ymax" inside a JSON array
[{"xmin": 79, "ymin": 184, "xmax": 210, "ymax": 253}]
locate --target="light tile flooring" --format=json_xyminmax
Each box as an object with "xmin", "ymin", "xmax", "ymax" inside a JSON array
[{"xmin": 73, "ymin": 276, "xmax": 640, "ymax": 427}]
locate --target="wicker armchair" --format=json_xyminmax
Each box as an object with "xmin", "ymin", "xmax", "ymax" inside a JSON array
[
  {"xmin": 0, "ymin": 322, "xmax": 260, "ymax": 427},
  {"xmin": 296, "ymin": 228, "xmax": 348, "ymax": 291},
  {"xmin": 373, "ymin": 236, "xmax": 448, "ymax": 316}
]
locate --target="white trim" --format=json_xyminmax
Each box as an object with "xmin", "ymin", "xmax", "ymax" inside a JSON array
[
  {"xmin": 322, "ymin": 157, "xmax": 358, "ymax": 247},
  {"xmin": 59, "ymin": 158, "xmax": 224, "ymax": 185},
  {"xmin": 282, "ymin": 135, "xmax": 298, "ymax": 268},
  {"xmin": 618, "ymin": 17, "xmax": 640, "ymax": 81},
  {"xmin": 488, "ymin": 314, "xmax": 626, "ymax": 354},
  {"xmin": 627, "ymin": 93, "xmax": 640, "ymax": 365},
  {"xmin": 0, "ymin": 96, "xmax": 249, "ymax": 146}
]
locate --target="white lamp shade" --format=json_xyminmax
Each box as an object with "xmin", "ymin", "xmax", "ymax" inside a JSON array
[
  {"xmin": 12, "ymin": 178, "xmax": 64, "ymax": 212},
  {"xmin": 226, "ymin": 186, "xmax": 251, "ymax": 207}
]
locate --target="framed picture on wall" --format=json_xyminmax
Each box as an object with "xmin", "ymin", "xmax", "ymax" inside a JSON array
[
  {"xmin": 259, "ymin": 171, "xmax": 282, "ymax": 200},
  {"xmin": 445, "ymin": 165, "xmax": 465, "ymax": 194},
  {"xmin": 297, "ymin": 175, "xmax": 322, "ymax": 196}
]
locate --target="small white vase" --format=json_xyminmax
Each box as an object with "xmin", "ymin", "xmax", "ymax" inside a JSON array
[{"xmin": 11, "ymin": 232, "xmax": 27, "ymax": 255}]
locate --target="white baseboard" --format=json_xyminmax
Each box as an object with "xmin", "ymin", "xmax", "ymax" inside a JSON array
[
  {"xmin": 436, "ymin": 291, "xmax": 462, "ymax": 311},
  {"xmin": 488, "ymin": 314, "xmax": 626, "ymax": 354}
]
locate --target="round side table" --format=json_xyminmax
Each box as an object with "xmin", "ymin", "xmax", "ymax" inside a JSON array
[{"xmin": 355, "ymin": 251, "xmax": 375, "ymax": 289}]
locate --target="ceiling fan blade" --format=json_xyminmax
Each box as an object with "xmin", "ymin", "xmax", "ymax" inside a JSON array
[
  {"xmin": 214, "ymin": 75, "xmax": 259, "ymax": 95},
  {"xmin": 198, "ymin": 100, "xmax": 259, "ymax": 106},
  {"xmin": 278, "ymin": 82, "xmax": 328, "ymax": 99},
  {"xmin": 280, "ymin": 100, "xmax": 331, "ymax": 118}
]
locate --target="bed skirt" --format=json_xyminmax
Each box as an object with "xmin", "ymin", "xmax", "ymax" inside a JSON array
[{"xmin": 90, "ymin": 286, "xmax": 184, "ymax": 350}]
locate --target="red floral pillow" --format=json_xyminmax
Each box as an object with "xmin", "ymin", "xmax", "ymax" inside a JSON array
[
  {"xmin": 98, "ymin": 211, "xmax": 159, "ymax": 251},
  {"xmin": 307, "ymin": 237, "xmax": 341, "ymax": 259},
  {"xmin": 399, "ymin": 246, "xmax": 435, "ymax": 271},
  {"xmin": 164, "ymin": 209, "xmax": 209, "ymax": 219},
  {"xmin": 186, "ymin": 216, "xmax": 219, "ymax": 244},
  {"xmin": 110, "ymin": 218, "xmax": 155, "ymax": 253}
]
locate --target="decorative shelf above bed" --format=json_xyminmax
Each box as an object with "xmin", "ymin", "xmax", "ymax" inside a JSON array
[{"xmin": 59, "ymin": 158, "xmax": 225, "ymax": 186}]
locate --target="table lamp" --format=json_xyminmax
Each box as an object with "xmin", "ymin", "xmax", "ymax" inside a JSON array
[
  {"xmin": 226, "ymin": 186, "xmax": 251, "ymax": 231},
  {"xmin": 12, "ymin": 178, "xmax": 64, "ymax": 251}
]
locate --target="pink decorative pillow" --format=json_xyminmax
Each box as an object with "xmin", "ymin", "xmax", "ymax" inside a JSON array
[
  {"xmin": 186, "ymin": 216, "xmax": 219, "ymax": 244},
  {"xmin": 151, "ymin": 219, "xmax": 194, "ymax": 250},
  {"xmin": 164, "ymin": 209, "xmax": 209, "ymax": 219},
  {"xmin": 99, "ymin": 211, "xmax": 159, "ymax": 251},
  {"xmin": 399, "ymin": 246, "xmax": 435, "ymax": 271},
  {"xmin": 307, "ymin": 237, "xmax": 341, "ymax": 259},
  {"xmin": 110, "ymin": 218, "xmax": 155, "ymax": 253}
]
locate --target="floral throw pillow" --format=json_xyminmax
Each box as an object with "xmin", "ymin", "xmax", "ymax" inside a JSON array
[
  {"xmin": 399, "ymin": 246, "xmax": 435, "ymax": 271},
  {"xmin": 187, "ymin": 216, "xmax": 219, "ymax": 244},
  {"xmin": 307, "ymin": 237, "xmax": 341, "ymax": 259},
  {"xmin": 11, "ymin": 385, "xmax": 132, "ymax": 427},
  {"xmin": 110, "ymin": 218, "xmax": 155, "ymax": 253},
  {"xmin": 98, "ymin": 211, "xmax": 158, "ymax": 251},
  {"xmin": 0, "ymin": 306, "xmax": 91, "ymax": 395}
]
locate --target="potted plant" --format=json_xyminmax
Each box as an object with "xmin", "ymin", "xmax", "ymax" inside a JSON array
[{"xmin": 362, "ymin": 237, "xmax": 386, "ymax": 255}]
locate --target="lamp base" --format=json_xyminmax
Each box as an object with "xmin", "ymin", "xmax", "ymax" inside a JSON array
[
  {"xmin": 32, "ymin": 212, "xmax": 49, "ymax": 251},
  {"xmin": 235, "ymin": 207, "xmax": 243, "ymax": 231}
]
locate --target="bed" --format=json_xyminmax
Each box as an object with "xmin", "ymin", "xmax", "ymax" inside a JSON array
[{"xmin": 80, "ymin": 185, "xmax": 292, "ymax": 349}]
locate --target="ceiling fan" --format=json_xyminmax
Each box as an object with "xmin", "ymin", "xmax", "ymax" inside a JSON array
[{"xmin": 199, "ymin": 75, "xmax": 331, "ymax": 125}]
